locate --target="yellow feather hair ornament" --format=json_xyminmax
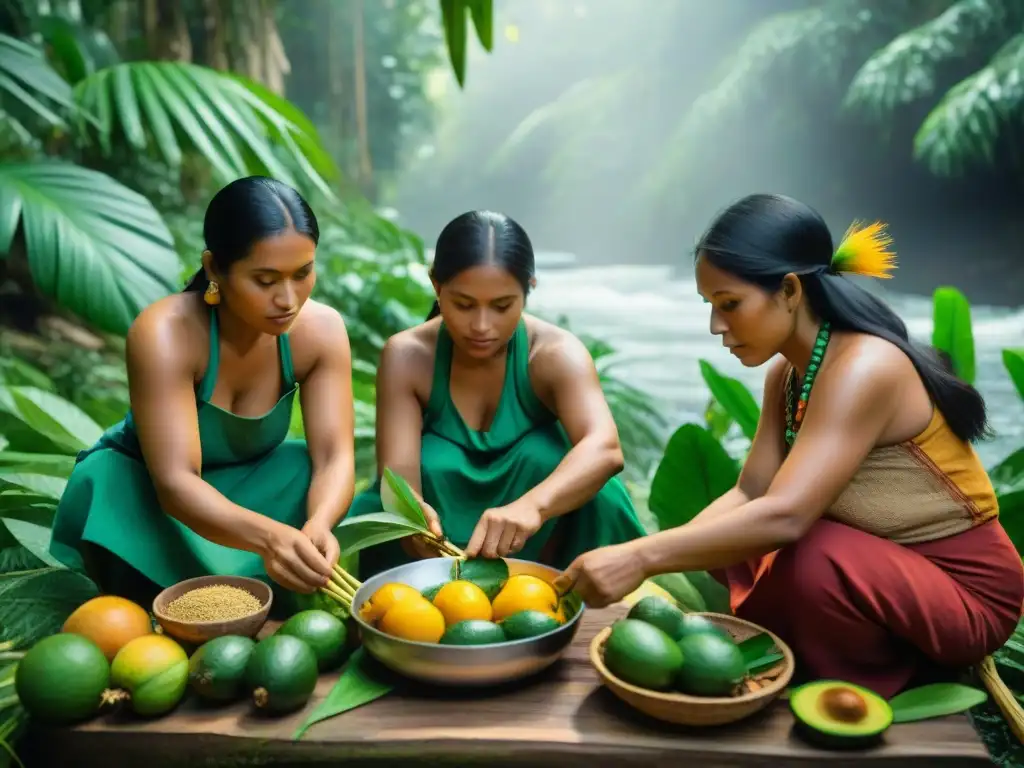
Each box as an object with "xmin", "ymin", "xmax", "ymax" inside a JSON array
[{"xmin": 830, "ymin": 221, "xmax": 897, "ymax": 279}]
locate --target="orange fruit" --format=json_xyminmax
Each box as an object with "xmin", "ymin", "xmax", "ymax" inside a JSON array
[
  {"xmin": 359, "ymin": 582, "xmax": 424, "ymax": 623},
  {"xmin": 378, "ymin": 599, "xmax": 446, "ymax": 643},
  {"xmin": 62, "ymin": 595, "xmax": 153, "ymax": 661},
  {"xmin": 491, "ymin": 574, "xmax": 559, "ymax": 622},
  {"xmin": 431, "ymin": 580, "xmax": 493, "ymax": 625}
]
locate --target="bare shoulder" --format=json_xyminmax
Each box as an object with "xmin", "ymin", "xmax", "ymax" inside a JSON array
[
  {"xmin": 817, "ymin": 332, "xmax": 910, "ymax": 405},
  {"xmin": 126, "ymin": 294, "xmax": 205, "ymax": 371},
  {"xmin": 379, "ymin": 320, "xmax": 438, "ymax": 395},
  {"xmin": 524, "ymin": 314, "xmax": 595, "ymax": 380},
  {"xmin": 287, "ymin": 299, "xmax": 348, "ymax": 351}
]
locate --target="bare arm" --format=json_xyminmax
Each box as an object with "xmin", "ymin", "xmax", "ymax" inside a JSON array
[
  {"xmin": 126, "ymin": 308, "xmax": 276, "ymax": 554},
  {"xmin": 521, "ymin": 333, "xmax": 625, "ymax": 521},
  {"xmin": 300, "ymin": 309, "xmax": 356, "ymax": 530},
  {"xmin": 689, "ymin": 357, "xmax": 789, "ymax": 525},
  {"xmin": 635, "ymin": 349, "xmax": 902, "ymax": 576}
]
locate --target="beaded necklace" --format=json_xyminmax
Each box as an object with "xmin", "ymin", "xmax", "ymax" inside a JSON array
[{"xmin": 784, "ymin": 321, "xmax": 831, "ymax": 446}]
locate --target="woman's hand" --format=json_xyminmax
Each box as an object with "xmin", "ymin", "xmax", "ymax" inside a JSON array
[
  {"xmin": 552, "ymin": 542, "xmax": 647, "ymax": 608},
  {"xmin": 260, "ymin": 523, "xmax": 333, "ymax": 594},
  {"xmin": 465, "ymin": 498, "xmax": 544, "ymax": 559},
  {"xmin": 301, "ymin": 519, "xmax": 341, "ymax": 569}
]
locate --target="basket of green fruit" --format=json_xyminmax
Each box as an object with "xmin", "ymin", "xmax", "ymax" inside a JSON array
[{"xmin": 589, "ymin": 599, "xmax": 794, "ymax": 726}]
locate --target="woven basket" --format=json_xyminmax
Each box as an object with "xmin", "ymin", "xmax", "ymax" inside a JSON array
[{"xmin": 589, "ymin": 611, "xmax": 795, "ymax": 726}]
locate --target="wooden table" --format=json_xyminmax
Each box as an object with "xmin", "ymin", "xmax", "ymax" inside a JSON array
[{"xmin": 23, "ymin": 604, "xmax": 992, "ymax": 767}]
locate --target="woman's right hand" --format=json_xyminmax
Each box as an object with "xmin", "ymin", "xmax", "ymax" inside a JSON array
[
  {"xmin": 260, "ymin": 523, "xmax": 334, "ymax": 594},
  {"xmin": 399, "ymin": 496, "xmax": 446, "ymax": 560}
]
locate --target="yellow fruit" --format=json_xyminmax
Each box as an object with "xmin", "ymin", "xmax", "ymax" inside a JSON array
[
  {"xmin": 378, "ymin": 599, "xmax": 446, "ymax": 643},
  {"xmin": 491, "ymin": 574, "xmax": 559, "ymax": 622},
  {"xmin": 431, "ymin": 580, "xmax": 493, "ymax": 625},
  {"xmin": 62, "ymin": 595, "xmax": 153, "ymax": 661},
  {"xmin": 359, "ymin": 582, "xmax": 424, "ymax": 623}
]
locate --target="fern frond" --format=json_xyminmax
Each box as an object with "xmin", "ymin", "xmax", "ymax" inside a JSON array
[
  {"xmin": 844, "ymin": 0, "xmax": 1024, "ymax": 119},
  {"xmin": 913, "ymin": 32, "xmax": 1024, "ymax": 176}
]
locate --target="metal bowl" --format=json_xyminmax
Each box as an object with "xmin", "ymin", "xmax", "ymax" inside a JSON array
[{"xmin": 351, "ymin": 557, "xmax": 584, "ymax": 687}]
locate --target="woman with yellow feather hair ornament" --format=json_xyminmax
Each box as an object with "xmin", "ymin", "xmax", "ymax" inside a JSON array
[{"xmin": 554, "ymin": 193, "xmax": 1022, "ymax": 698}]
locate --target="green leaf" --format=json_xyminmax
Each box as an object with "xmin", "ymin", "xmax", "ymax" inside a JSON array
[
  {"xmin": 440, "ymin": 0, "xmax": 469, "ymax": 87},
  {"xmin": 0, "ymin": 33, "xmax": 75, "ymax": 128},
  {"xmin": 996, "ymin": 488, "xmax": 1024, "ymax": 553},
  {"xmin": 990, "ymin": 447, "xmax": 1024, "ymax": 495},
  {"xmin": 0, "ymin": 472, "xmax": 65, "ymax": 501},
  {"xmin": 648, "ymin": 424, "xmax": 739, "ymax": 531},
  {"xmin": 0, "ymin": 452, "xmax": 76, "ymax": 478},
  {"xmin": 747, "ymin": 652, "xmax": 784, "ymax": 675},
  {"xmin": 420, "ymin": 582, "xmax": 447, "ymax": 602},
  {"xmin": 380, "ymin": 468, "xmax": 428, "ymax": 529},
  {"xmin": 704, "ymin": 398, "xmax": 733, "ymax": 441},
  {"xmin": 698, "ymin": 360, "xmax": 760, "ymax": 440},
  {"xmin": 451, "ymin": 557, "xmax": 509, "ymax": 600},
  {"xmin": 0, "ymin": 386, "xmax": 101, "ymax": 455},
  {"xmin": 0, "ymin": 163, "xmax": 181, "ymax": 336},
  {"xmin": 888, "ymin": 683, "xmax": 988, "ymax": 723},
  {"xmin": 0, "ymin": 568, "xmax": 98, "ymax": 645},
  {"xmin": 931, "ymin": 287, "xmax": 976, "ymax": 384},
  {"xmin": 0, "ymin": 519, "xmax": 59, "ymax": 568},
  {"xmin": 558, "ymin": 589, "xmax": 583, "ymax": 619},
  {"xmin": 293, "ymin": 648, "xmax": 393, "ymax": 740},
  {"xmin": 681, "ymin": 570, "xmax": 732, "ymax": 614},
  {"xmin": 334, "ymin": 511, "xmax": 426, "ymax": 556},
  {"xmin": 1003, "ymin": 348, "xmax": 1024, "ymax": 402},
  {"xmin": 467, "ymin": 0, "xmax": 494, "ymax": 52},
  {"xmin": 650, "ymin": 573, "xmax": 706, "ymax": 612},
  {"xmin": 737, "ymin": 632, "xmax": 777, "ymax": 666}
]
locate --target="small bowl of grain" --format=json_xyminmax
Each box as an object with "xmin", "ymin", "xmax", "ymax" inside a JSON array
[{"xmin": 153, "ymin": 575, "xmax": 272, "ymax": 645}]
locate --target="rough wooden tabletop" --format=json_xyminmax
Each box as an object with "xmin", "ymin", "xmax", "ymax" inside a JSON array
[{"xmin": 23, "ymin": 603, "xmax": 992, "ymax": 768}]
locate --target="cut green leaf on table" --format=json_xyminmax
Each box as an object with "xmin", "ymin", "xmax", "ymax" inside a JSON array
[
  {"xmin": 293, "ymin": 648, "xmax": 394, "ymax": 740},
  {"xmin": 888, "ymin": 683, "xmax": 988, "ymax": 723}
]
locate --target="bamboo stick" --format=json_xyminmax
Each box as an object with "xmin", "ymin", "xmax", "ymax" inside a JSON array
[
  {"xmin": 332, "ymin": 565, "xmax": 361, "ymax": 592},
  {"xmin": 328, "ymin": 572, "xmax": 355, "ymax": 601},
  {"xmin": 320, "ymin": 580, "xmax": 351, "ymax": 608},
  {"xmin": 979, "ymin": 656, "xmax": 1024, "ymax": 744}
]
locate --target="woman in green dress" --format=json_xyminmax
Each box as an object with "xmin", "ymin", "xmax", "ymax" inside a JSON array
[
  {"xmin": 345, "ymin": 210, "xmax": 648, "ymax": 578},
  {"xmin": 50, "ymin": 177, "xmax": 356, "ymax": 607}
]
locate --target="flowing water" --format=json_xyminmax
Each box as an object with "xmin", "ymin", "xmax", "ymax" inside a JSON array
[{"xmin": 529, "ymin": 259, "xmax": 1023, "ymax": 469}]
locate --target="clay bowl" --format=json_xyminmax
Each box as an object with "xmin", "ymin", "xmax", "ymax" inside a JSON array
[
  {"xmin": 590, "ymin": 611, "xmax": 795, "ymax": 727},
  {"xmin": 152, "ymin": 575, "xmax": 272, "ymax": 645}
]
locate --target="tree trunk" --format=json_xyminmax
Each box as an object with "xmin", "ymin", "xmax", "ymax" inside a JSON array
[
  {"xmin": 352, "ymin": 0, "xmax": 375, "ymax": 197},
  {"xmin": 201, "ymin": 0, "xmax": 229, "ymax": 69},
  {"xmin": 143, "ymin": 0, "xmax": 193, "ymax": 61}
]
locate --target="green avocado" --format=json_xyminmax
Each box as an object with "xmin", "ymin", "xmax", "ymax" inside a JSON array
[
  {"xmin": 603, "ymin": 619, "xmax": 683, "ymax": 691},
  {"xmin": 789, "ymin": 680, "xmax": 893, "ymax": 749},
  {"xmin": 440, "ymin": 620, "xmax": 507, "ymax": 645},
  {"xmin": 278, "ymin": 609, "xmax": 349, "ymax": 671},
  {"xmin": 500, "ymin": 610, "xmax": 562, "ymax": 640},
  {"xmin": 188, "ymin": 635, "xmax": 256, "ymax": 702},
  {"xmin": 675, "ymin": 632, "xmax": 746, "ymax": 696},
  {"xmin": 15, "ymin": 634, "xmax": 110, "ymax": 724},
  {"xmin": 626, "ymin": 595, "xmax": 686, "ymax": 640},
  {"xmin": 245, "ymin": 635, "xmax": 319, "ymax": 714},
  {"xmin": 421, "ymin": 582, "xmax": 447, "ymax": 602},
  {"xmin": 676, "ymin": 613, "xmax": 731, "ymax": 641}
]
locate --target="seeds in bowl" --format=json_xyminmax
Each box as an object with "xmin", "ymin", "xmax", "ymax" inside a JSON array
[{"xmin": 164, "ymin": 584, "xmax": 263, "ymax": 622}]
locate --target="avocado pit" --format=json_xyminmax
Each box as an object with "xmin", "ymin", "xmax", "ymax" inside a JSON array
[{"xmin": 818, "ymin": 686, "xmax": 868, "ymax": 723}]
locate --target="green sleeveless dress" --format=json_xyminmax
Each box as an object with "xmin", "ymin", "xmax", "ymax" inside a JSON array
[
  {"xmin": 49, "ymin": 308, "xmax": 312, "ymax": 610},
  {"xmin": 346, "ymin": 320, "xmax": 648, "ymax": 579}
]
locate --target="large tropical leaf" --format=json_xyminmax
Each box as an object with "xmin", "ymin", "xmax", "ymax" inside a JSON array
[
  {"xmin": 72, "ymin": 62, "xmax": 338, "ymax": 197},
  {"xmin": 0, "ymin": 32, "xmax": 76, "ymax": 130},
  {"xmin": 844, "ymin": 0, "xmax": 1022, "ymax": 119},
  {"xmin": 913, "ymin": 32, "xmax": 1024, "ymax": 176},
  {"xmin": 0, "ymin": 162, "xmax": 181, "ymax": 334}
]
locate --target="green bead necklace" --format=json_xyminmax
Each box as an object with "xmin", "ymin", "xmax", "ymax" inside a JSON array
[{"xmin": 784, "ymin": 321, "xmax": 831, "ymax": 446}]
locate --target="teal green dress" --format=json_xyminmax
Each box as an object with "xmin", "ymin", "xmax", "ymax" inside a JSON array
[
  {"xmin": 346, "ymin": 320, "xmax": 648, "ymax": 579},
  {"xmin": 50, "ymin": 308, "xmax": 312, "ymax": 611}
]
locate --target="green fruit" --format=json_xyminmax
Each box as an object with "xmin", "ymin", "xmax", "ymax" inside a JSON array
[
  {"xmin": 440, "ymin": 620, "xmax": 507, "ymax": 645},
  {"xmin": 278, "ymin": 609, "xmax": 348, "ymax": 671},
  {"xmin": 245, "ymin": 635, "xmax": 319, "ymax": 714},
  {"xmin": 603, "ymin": 619, "xmax": 683, "ymax": 691},
  {"xmin": 676, "ymin": 614, "xmax": 731, "ymax": 641},
  {"xmin": 500, "ymin": 610, "xmax": 561, "ymax": 640},
  {"xmin": 675, "ymin": 632, "xmax": 746, "ymax": 696},
  {"xmin": 627, "ymin": 596, "xmax": 686, "ymax": 640},
  {"xmin": 15, "ymin": 634, "xmax": 110, "ymax": 724},
  {"xmin": 790, "ymin": 680, "xmax": 893, "ymax": 749},
  {"xmin": 421, "ymin": 583, "xmax": 447, "ymax": 601},
  {"xmin": 110, "ymin": 635, "xmax": 190, "ymax": 716},
  {"xmin": 188, "ymin": 635, "xmax": 256, "ymax": 702}
]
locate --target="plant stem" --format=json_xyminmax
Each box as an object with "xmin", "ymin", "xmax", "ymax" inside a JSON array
[
  {"xmin": 332, "ymin": 565, "xmax": 361, "ymax": 592},
  {"xmin": 0, "ymin": 653, "xmax": 23, "ymax": 663},
  {"xmin": 0, "ymin": 695, "xmax": 18, "ymax": 712},
  {"xmin": 0, "ymin": 640, "xmax": 20, "ymax": 654},
  {"xmin": 328, "ymin": 572, "xmax": 355, "ymax": 601},
  {"xmin": 321, "ymin": 580, "xmax": 352, "ymax": 609}
]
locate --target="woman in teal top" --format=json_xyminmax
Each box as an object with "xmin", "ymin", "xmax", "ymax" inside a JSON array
[
  {"xmin": 345, "ymin": 210, "xmax": 647, "ymax": 578},
  {"xmin": 50, "ymin": 177, "xmax": 356, "ymax": 607}
]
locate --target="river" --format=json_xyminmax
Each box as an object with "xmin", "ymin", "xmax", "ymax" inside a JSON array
[{"xmin": 528, "ymin": 259, "xmax": 1023, "ymax": 469}]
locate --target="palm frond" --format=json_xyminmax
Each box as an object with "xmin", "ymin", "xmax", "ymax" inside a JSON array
[
  {"xmin": 0, "ymin": 162, "xmax": 181, "ymax": 335},
  {"xmin": 72, "ymin": 62, "xmax": 339, "ymax": 198},
  {"xmin": 844, "ymin": 0, "xmax": 1024, "ymax": 119},
  {"xmin": 0, "ymin": 32, "xmax": 76, "ymax": 130},
  {"xmin": 913, "ymin": 32, "xmax": 1024, "ymax": 175}
]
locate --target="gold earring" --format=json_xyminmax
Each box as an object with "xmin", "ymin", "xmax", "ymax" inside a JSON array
[{"xmin": 204, "ymin": 281, "xmax": 221, "ymax": 306}]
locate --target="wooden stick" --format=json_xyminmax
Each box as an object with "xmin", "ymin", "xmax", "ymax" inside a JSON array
[{"xmin": 979, "ymin": 656, "xmax": 1024, "ymax": 744}]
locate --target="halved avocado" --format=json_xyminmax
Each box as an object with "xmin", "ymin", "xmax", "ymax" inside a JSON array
[{"xmin": 790, "ymin": 680, "xmax": 894, "ymax": 749}]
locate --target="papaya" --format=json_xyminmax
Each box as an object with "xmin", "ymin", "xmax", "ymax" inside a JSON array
[
  {"xmin": 62, "ymin": 595, "xmax": 153, "ymax": 661},
  {"xmin": 245, "ymin": 635, "xmax": 319, "ymax": 714},
  {"xmin": 109, "ymin": 634, "xmax": 189, "ymax": 716},
  {"xmin": 15, "ymin": 634, "xmax": 110, "ymax": 724},
  {"xmin": 277, "ymin": 610, "xmax": 348, "ymax": 672},
  {"xmin": 188, "ymin": 635, "xmax": 256, "ymax": 702}
]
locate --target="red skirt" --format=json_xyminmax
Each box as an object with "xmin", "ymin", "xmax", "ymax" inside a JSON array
[{"xmin": 720, "ymin": 518, "xmax": 1024, "ymax": 698}]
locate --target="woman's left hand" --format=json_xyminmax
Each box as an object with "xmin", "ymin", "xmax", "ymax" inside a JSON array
[
  {"xmin": 301, "ymin": 519, "xmax": 341, "ymax": 568},
  {"xmin": 465, "ymin": 499, "xmax": 544, "ymax": 559},
  {"xmin": 553, "ymin": 543, "xmax": 647, "ymax": 608}
]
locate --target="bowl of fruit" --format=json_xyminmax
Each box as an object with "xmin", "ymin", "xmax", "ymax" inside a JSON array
[
  {"xmin": 351, "ymin": 556, "xmax": 583, "ymax": 686},
  {"xmin": 590, "ymin": 597, "xmax": 794, "ymax": 726}
]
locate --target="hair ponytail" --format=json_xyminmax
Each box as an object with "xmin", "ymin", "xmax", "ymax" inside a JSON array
[
  {"xmin": 183, "ymin": 268, "xmax": 209, "ymax": 293},
  {"xmin": 426, "ymin": 299, "xmax": 441, "ymax": 321}
]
